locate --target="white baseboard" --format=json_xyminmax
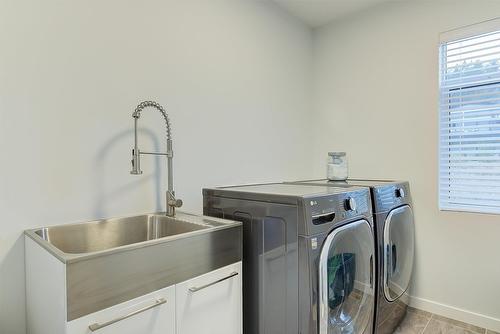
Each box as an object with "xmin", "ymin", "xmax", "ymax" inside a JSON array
[{"xmin": 409, "ymin": 295, "xmax": 500, "ymax": 332}]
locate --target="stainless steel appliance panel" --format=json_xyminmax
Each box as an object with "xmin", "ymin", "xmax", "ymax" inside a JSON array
[{"xmin": 203, "ymin": 195, "xmax": 299, "ymax": 334}]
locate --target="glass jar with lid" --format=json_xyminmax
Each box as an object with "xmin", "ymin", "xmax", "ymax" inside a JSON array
[{"xmin": 327, "ymin": 152, "xmax": 348, "ymax": 181}]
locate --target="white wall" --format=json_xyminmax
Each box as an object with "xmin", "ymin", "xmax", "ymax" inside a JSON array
[
  {"xmin": 313, "ymin": 0, "xmax": 500, "ymax": 330},
  {"xmin": 4, "ymin": 0, "xmax": 500, "ymax": 332},
  {"xmin": 0, "ymin": 1, "xmax": 313, "ymax": 332}
]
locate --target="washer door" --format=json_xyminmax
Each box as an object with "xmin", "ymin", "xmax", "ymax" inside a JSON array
[
  {"xmin": 318, "ymin": 220, "xmax": 375, "ymax": 334},
  {"xmin": 383, "ymin": 205, "xmax": 415, "ymax": 302}
]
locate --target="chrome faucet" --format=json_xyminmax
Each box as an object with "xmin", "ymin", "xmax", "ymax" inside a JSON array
[{"xmin": 130, "ymin": 101, "xmax": 183, "ymax": 217}]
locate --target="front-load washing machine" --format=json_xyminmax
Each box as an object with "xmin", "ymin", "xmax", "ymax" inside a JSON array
[
  {"xmin": 203, "ymin": 183, "xmax": 376, "ymax": 334},
  {"xmin": 287, "ymin": 179, "xmax": 415, "ymax": 334}
]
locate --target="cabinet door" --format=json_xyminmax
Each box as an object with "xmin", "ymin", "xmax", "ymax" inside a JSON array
[
  {"xmin": 66, "ymin": 285, "xmax": 175, "ymax": 334},
  {"xmin": 176, "ymin": 262, "xmax": 242, "ymax": 334}
]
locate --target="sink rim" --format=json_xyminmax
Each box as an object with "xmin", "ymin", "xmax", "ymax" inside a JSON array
[{"xmin": 25, "ymin": 211, "xmax": 241, "ymax": 264}]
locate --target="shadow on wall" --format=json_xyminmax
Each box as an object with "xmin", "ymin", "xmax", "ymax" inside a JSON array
[
  {"xmin": 0, "ymin": 236, "xmax": 27, "ymax": 334},
  {"xmin": 0, "ymin": 128, "xmax": 166, "ymax": 334},
  {"xmin": 93, "ymin": 128, "xmax": 164, "ymax": 217}
]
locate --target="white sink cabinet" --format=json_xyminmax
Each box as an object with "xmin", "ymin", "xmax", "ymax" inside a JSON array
[{"xmin": 25, "ymin": 236, "xmax": 242, "ymax": 334}]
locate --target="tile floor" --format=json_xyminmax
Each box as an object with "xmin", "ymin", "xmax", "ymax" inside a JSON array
[{"xmin": 394, "ymin": 307, "xmax": 499, "ymax": 334}]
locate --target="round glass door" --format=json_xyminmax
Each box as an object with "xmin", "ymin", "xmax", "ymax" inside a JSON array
[
  {"xmin": 318, "ymin": 220, "xmax": 375, "ymax": 334},
  {"xmin": 383, "ymin": 205, "xmax": 415, "ymax": 302}
]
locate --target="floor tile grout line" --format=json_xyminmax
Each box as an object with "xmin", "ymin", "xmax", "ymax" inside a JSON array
[
  {"xmin": 432, "ymin": 312, "xmax": 486, "ymax": 334},
  {"xmin": 420, "ymin": 313, "xmax": 433, "ymax": 334},
  {"xmin": 399, "ymin": 308, "xmax": 494, "ymax": 334}
]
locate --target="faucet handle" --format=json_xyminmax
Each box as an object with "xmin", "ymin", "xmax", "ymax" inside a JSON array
[
  {"xmin": 167, "ymin": 191, "xmax": 183, "ymax": 210},
  {"xmin": 169, "ymin": 198, "xmax": 183, "ymax": 208}
]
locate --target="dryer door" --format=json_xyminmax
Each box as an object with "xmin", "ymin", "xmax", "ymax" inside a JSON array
[
  {"xmin": 383, "ymin": 205, "xmax": 415, "ymax": 302},
  {"xmin": 318, "ymin": 220, "xmax": 375, "ymax": 334}
]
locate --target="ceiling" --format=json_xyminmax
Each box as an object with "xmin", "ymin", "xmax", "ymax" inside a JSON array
[{"xmin": 273, "ymin": 0, "xmax": 394, "ymax": 27}]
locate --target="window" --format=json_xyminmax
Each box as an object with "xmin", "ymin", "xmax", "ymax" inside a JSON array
[{"xmin": 439, "ymin": 19, "xmax": 500, "ymax": 214}]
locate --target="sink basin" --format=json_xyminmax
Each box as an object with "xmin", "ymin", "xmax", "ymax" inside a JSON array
[
  {"xmin": 25, "ymin": 211, "xmax": 235, "ymax": 263},
  {"xmin": 35, "ymin": 214, "xmax": 211, "ymax": 254}
]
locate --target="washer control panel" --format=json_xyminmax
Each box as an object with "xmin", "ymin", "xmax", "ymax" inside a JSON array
[
  {"xmin": 395, "ymin": 187, "xmax": 405, "ymax": 199},
  {"xmin": 308, "ymin": 188, "xmax": 371, "ymax": 226},
  {"xmin": 372, "ymin": 181, "xmax": 411, "ymax": 212},
  {"xmin": 344, "ymin": 197, "xmax": 357, "ymax": 211}
]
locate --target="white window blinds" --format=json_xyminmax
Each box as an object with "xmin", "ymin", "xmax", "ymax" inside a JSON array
[{"xmin": 439, "ymin": 21, "xmax": 500, "ymax": 214}]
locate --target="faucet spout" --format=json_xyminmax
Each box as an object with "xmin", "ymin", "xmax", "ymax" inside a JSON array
[{"xmin": 130, "ymin": 101, "xmax": 183, "ymax": 217}]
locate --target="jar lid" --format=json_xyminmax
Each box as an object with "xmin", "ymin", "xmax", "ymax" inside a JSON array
[{"xmin": 328, "ymin": 152, "xmax": 346, "ymax": 157}]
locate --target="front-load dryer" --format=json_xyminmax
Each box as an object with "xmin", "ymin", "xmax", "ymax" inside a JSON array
[
  {"xmin": 203, "ymin": 183, "xmax": 375, "ymax": 334},
  {"xmin": 287, "ymin": 179, "xmax": 415, "ymax": 334}
]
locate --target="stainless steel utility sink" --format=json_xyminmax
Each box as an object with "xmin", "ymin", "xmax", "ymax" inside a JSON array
[
  {"xmin": 25, "ymin": 211, "xmax": 242, "ymax": 320},
  {"xmin": 34, "ymin": 214, "xmax": 212, "ymax": 254}
]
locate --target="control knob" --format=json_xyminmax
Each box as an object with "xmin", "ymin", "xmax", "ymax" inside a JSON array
[
  {"xmin": 395, "ymin": 187, "xmax": 405, "ymax": 199},
  {"xmin": 344, "ymin": 197, "xmax": 357, "ymax": 211}
]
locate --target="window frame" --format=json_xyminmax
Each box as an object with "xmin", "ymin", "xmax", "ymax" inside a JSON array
[{"xmin": 438, "ymin": 18, "xmax": 500, "ymax": 215}]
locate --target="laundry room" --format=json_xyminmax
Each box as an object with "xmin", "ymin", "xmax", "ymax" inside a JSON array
[{"xmin": 1, "ymin": 1, "xmax": 499, "ymax": 334}]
